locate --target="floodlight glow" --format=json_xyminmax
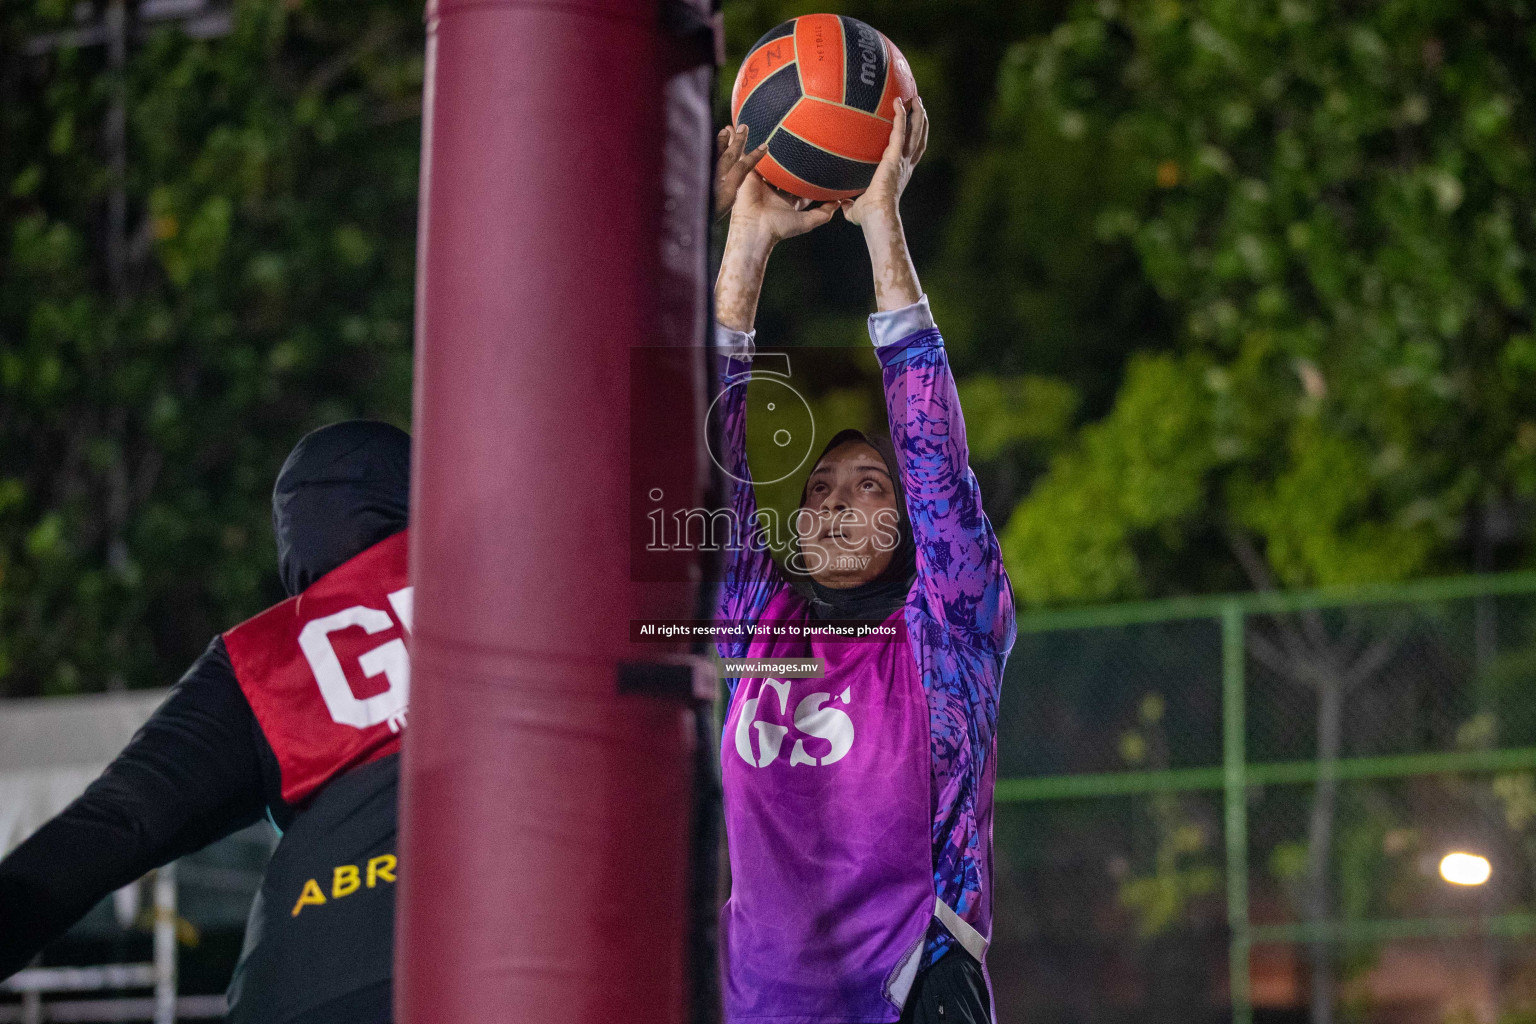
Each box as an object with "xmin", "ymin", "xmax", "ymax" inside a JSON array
[{"xmin": 1439, "ymin": 852, "xmax": 1491, "ymax": 886}]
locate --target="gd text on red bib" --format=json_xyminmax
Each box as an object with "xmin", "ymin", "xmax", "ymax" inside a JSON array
[{"xmin": 223, "ymin": 530, "xmax": 411, "ymax": 805}]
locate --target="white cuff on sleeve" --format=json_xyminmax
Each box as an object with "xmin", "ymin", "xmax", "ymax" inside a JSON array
[
  {"xmin": 867, "ymin": 294, "xmax": 936, "ymax": 349},
  {"xmin": 714, "ymin": 322, "xmax": 756, "ymax": 360}
]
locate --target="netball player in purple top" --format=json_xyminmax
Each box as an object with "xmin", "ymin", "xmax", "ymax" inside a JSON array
[{"xmin": 712, "ymin": 98, "xmax": 1016, "ymax": 1024}]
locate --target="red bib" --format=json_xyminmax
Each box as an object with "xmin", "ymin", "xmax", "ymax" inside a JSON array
[{"xmin": 224, "ymin": 530, "xmax": 411, "ymax": 805}]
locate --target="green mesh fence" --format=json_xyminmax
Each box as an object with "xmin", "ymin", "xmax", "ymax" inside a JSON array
[{"xmin": 994, "ymin": 573, "xmax": 1536, "ymax": 1024}]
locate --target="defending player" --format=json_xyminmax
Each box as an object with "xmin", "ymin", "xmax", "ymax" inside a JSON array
[
  {"xmin": 0, "ymin": 420, "xmax": 410, "ymax": 1024},
  {"xmin": 713, "ymin": 97, "xmax": 1015, "ymax": 1024}
]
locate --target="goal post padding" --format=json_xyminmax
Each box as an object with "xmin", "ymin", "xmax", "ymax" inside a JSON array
[{"xmin": 401, "ymin": 0, "xmax": 718, "ymax": 1019}]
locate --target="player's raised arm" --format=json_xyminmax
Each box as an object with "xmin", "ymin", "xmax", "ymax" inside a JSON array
[
  {"xmin": 711, "ymin": 157, "xmax": 834, "ymax": 668},
  {"xmin": 844, "ymin": 99, "xmax": 1016, "ymax": 655},
  {"xmin": 714, "ymin": 161, "xmax": 835, "ymax": 335},
  {"xmin": 0, "ymin": 639, "xmax": 269, "ymax": 979}
]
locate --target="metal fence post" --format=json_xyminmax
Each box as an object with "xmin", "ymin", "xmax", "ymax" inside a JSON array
[
  {"xmin": 153, "ymin": 862, "xmax": 177, "ymax": 1024},
  {"xmin": 1223, "ymin": 602, "xmax": 1252, "ymax": 1024}
]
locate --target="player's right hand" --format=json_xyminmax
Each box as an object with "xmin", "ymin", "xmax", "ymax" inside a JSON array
[
  {"xmin": 715, "ymin": 125, "xmax": 767, "ymax": 220},
  {"xmin": 728, "ymin": 167, "xmax": 836, "ymax": 244}
]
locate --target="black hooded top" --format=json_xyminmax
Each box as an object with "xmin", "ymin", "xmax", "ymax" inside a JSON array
[
  {"xmin": 273, "ymin": 421, "xmax": 411, "ymax": 597},
  {"xmin": 0, "ymin": 421, "xmax": 411, "ymax": 999},
  {"xmin": 789, "ymin": 428, "xmax": 918, "ymax": 622}
]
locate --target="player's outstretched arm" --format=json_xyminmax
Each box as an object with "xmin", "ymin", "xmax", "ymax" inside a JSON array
[
  {"xmin": 712, "ymin": 319, "xmax": 781, "ymax": 667},
  {"xmin": 874, "ymin": 314, "xmax": 1016, "ymax": 657},
  {"xmin": 715, "ymin": 167, "xmax": 834, "ymax": 333},
  {"xmin": 839, "ymin": 97, "xmax": 927, "ymax": 312},
  {"xmin": 0, "ymin": 638, "xmax": 269, "ymax": 979},
  {"xmin": 711, "ymin": 164, "xmax": 834, "ymax": 671},
  {"xmin": 849, "ymin": 99, "xmax": 1016, "ymax": 656}
]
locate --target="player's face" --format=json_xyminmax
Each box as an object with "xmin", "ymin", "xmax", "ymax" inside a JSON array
[{"xmin": 796, "ymin": 442, "xmax": 901, "ymax": 588}]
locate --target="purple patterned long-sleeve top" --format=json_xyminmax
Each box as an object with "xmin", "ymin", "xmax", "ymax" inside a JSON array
[{"xmin": 714, "ymin": 295, "xmax": 1016, "ymax": 970}]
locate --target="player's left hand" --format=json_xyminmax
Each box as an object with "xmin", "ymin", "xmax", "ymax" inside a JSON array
[
  {"xmin": 715, "ymin": 125, "xmax": 768, "ymax": 221},
  {"xmin": 840, "ymin": 97, "xmax": 927, "ymax": 227}
]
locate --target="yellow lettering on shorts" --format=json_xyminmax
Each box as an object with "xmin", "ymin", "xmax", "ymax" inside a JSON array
[
  {"xmin": 292, "ymin": 878, "xmax": 327, "ymax": 917},
  {"xmin": 332, "ymin": 864, "xmax": 361, "ymax": 898},
  {"xmin": 367, "ymin": 853, "xmax": 397, "ymax": 888}
]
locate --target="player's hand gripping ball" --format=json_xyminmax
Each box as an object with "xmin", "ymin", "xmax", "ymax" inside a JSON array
[{"xmin": 730, "ymin": 14, "xmax": 919, "ymax": 203}]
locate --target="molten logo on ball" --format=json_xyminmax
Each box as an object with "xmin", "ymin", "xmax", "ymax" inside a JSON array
[{"xmin": 855, "ymin": 22, "xmax": 881, "ymax": 87}]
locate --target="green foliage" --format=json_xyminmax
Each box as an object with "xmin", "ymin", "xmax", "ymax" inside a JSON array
[
  {"xmin": 0, "ymin": 0, "xmax": 423, "ymax": 695},
  {"xmin": 1269, "ymin": 838, "xmax": 1308, "ymax": 882},
  {"xmin": 1449, "ymin": 1008, "xmax": 1536, "ymax": 1024},
  {"xmin": 956, "ymin": 374, "xmax": 1077, "ymax": 463},
  {"xmin": 984, "ymin": 0, "xmax": 1536, "ymax": 605},
  {"xmin": 1116, "ymin": 805, "xmax": 1220, "ymax": 937},
  {"xmin": 731, "ymin": 0, "xmax": 1536, "ymax": 611},
  {"xmin": 1114, "ymin": 690, "xmax": 1222, "ymax": 936},
  {"xmin": 10, "ymin": 0, "xmax": 1536, "ymax": 696},
  {"xmin": 1003, "ymin": 352, "xmax": 1218, "ymax": 603}
]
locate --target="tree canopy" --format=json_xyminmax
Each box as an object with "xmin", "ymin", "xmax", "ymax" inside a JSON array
[
  {"xmin": 988, "ymin": 0, "xmax": 1536, "ymax": 604},
  {"xmin": 1, "ymin": 0, "xmax": 422, "ymax": 695},
  {"xmin": 4, "ymin": 0, "xmax": 1536, "ymax": 696}
]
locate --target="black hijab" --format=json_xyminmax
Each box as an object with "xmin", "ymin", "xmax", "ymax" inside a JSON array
[
  {"xmin": 789, "ymin": 428, "xmax": 918, "ymax": 621},
  {"xmin": 272, "ymin": 421, "xmax": 411, "ymax": 596}
]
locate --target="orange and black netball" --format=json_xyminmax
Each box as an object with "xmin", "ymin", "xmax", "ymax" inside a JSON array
[{"xmin": 729, "ymin": 14, "xmax": 919, "ymax": 203}]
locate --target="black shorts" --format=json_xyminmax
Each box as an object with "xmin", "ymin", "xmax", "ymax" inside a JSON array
[{"xmin": 898, "ymin": 947, "xmax": 991, "ymax": 1024}]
